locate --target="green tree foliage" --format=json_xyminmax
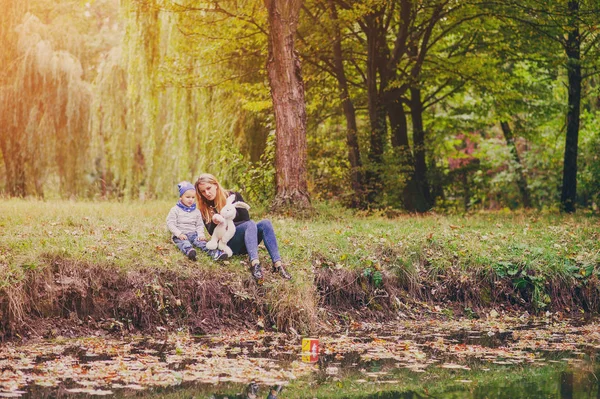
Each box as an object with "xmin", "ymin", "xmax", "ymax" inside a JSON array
[
  {"xmin": 479, "ymin": 0, "xmax": 600, "ymax": 212},
  {"xmin": 298, "ymin": 0, "xmax": 488, "ymax": 211},
  {"xmin": 91, "ymin": 0, "xmax": 270, "ymax": 199},
  {"xmin": 1, "ymin": 0, "xmax": 599, "ymax": 214}
]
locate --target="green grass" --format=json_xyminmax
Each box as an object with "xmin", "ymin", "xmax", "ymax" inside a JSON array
[
  {"xmin": 0, "ymin": 199, "xmax": 598, "ymax": 277},
  {"xmin": 0, "ymin": 199, "xmax": 598, "ymax": 310},
  {"xmin": 278, "ymin": 205, "xmax": 599, "ymax": 284}
]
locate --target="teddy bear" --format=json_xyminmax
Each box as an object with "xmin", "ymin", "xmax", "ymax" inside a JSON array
[{"xmin": 205, "ymin": 194, "xmax": 250, "ymax": 257}]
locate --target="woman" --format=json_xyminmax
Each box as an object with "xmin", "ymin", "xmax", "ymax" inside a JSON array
[{"xmin": 195, "ymin": 173, "xmax": 292, "ymax": 282}]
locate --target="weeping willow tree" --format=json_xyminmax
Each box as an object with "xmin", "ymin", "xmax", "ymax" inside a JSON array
[
  {"xmin": 0, "ymin": 11, "xmax": 92, "ymax": 197},
  {"xmin": 91, "ymin": 46, "xmax": 128, "ymax": 198},
  {"xmin": 0, "ymin": 0, "xmax": 298, "ymax": 199},
  {"xmin": 0, "ymin": 0, "xmax": 29, "ymax": 195},
  {"xmin": 91, "ymin": 0, "xmax": 270, "ymax": 199},
  {"xmin": 93, "ymin": 0, "xmax": 176, "ymax": 199},
  {"xmin": 165, "ymin": 0, "xmax": 272, "ymax": 188},
  {"xmin": 155, "ymin": 2, "xmax": 256, "ymax": 195}
]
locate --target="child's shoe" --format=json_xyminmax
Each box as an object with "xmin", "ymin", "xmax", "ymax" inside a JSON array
[
  {"xmin": 186, "ymin": 248, "xmax": 197, "ymax": 261},
  {"xmin": 212, "ymin": 249, "xmax": 229, "ymax": 261}
]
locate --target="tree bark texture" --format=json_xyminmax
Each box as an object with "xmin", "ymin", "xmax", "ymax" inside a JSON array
[
  {"xmin": 500, "ymin": 120, "xmax": 531, "ymax": 208},
  {"xmin": 0, "ymin": 131, "xmax": 26, "ymax": 197},
  {"xmin": 409, "ymin": 87, "xmax": 432, "ymax": 210},
  {"xmin": 1, "ymin": 97, "xmax": 30, "ymax": 197},
  {"xmin": 264, "ymin": 0, "xmax": 311, "ymax": 210},
  {"xmin": 388, "ymin": 99, "xmax": 429, "ymax": 213},
  {"xmin": 365, "ymin": 12, "xmax": 387, "ymax": 204},
  {"xmin": 560, "ymin": 0, "xmax": 581, "ymax": 213},
  {"xmin": 329, "ymin": 0, "xmax": 364, "ymax": 208}
]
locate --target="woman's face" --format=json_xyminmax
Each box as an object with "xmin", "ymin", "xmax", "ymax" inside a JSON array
[{"xmin": 197, "ymin": 182, "xmax": 217, "ymax": 201}]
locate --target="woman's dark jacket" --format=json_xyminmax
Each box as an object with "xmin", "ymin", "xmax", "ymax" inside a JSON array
[{"xmin": 204, "ymin": 191, "xmax": 250, "ymax": 236}]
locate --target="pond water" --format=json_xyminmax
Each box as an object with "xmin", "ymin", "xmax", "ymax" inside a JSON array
[{"xmin": 2, "ymin": 316, "xmax": 599, "ymax": 398}]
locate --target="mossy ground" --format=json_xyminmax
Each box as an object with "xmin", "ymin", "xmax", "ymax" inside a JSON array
[{"xmin": 0, "ymin": 199, "xmax": 598, "ymax": 339}]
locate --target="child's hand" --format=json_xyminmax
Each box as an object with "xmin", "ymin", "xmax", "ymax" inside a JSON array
[
  {"xmin": 178, "ymin": 233, "xmax": 187, "ymax": 240},
  {"xmin": 212, "ymin": 214, "xmax": 225, "ymax": 224}
]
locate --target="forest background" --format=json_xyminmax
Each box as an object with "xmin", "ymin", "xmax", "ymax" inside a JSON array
[{"xmin": 1, "ymin": 0, "xmax": 599, "ymax": 214}]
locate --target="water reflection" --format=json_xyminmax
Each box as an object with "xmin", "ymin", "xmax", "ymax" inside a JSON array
[
  {"xmin": 18, "ymin": 360, "xmax": 600, "ymax": 398},
  {"xmin": 5, "ymin": 318, "xmax": 600, "ymax": 398},
  {"xmin": 202, "ymin": 360, "xmax": 600, "ymax": 399},
  {"xmin": 210, "ymin": 382, "xmax": 284, "ymax": 399}
]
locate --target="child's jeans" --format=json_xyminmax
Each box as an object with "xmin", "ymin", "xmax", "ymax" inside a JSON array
[{"xmin": 172, "ymin": 232, "xmax": 210, "ymax": 256}]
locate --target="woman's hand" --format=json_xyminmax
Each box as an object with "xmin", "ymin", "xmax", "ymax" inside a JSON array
[
  {"xmin": 212, "ymin": 214, "xmax": 225, "ymax": 224},
  {"xmin": 178, "ymin": 233, "xmax": 188, "ymax": 240}
]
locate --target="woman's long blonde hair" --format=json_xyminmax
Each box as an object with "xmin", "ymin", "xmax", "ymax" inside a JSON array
[{"xmin": 195, "ymin": 173, "xmax": 229, "ymax": 223}]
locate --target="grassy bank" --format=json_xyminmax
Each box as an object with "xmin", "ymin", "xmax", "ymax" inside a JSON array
[{"xmin": 0, "ymin": 199, "xmax": 598, "ymax": 338}]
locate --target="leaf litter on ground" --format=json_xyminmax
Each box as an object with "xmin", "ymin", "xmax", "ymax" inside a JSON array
[{"xmin": 0, "ymin": 315, "xmax": 599, "ymax": 396}]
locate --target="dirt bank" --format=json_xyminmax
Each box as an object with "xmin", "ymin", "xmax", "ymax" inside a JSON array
[{"xmin": 1, "ymin": 254, "xmax": 598, "ymax": 341}]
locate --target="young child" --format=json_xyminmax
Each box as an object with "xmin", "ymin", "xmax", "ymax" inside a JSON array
[{"xmin": 166, "ymin": 181, "xmax": 228, "ymax": 261}]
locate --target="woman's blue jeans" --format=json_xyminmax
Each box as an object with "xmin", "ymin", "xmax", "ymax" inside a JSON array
[{"xmin": 228, "ymin": 219, "xmax": 281, "ymax": 264}]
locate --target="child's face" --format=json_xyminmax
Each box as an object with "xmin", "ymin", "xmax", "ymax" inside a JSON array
[{"xmin": 180, "ymin": 190, "xmax": 196, "ymax": 207}]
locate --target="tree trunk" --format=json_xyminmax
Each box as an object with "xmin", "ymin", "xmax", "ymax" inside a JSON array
[
  {"xmin": 329, "ymin": 0, "xmax": 364, "ymax": 208},
  {"xmin": 365, "ymin": 13, "xmax": 387, "ymax": 204},
  {"xmin": 264, "ymin": 0, "xmax": 311, "ymax": 210},
  {"xmin": 560, "ymin": 0, "xmax": 581, "ymax": 213},
  {"xmin": 1, "ymin": 121, "xmax": 26, "ymax": 197},
  {"xmin": 462, "ymin": 170, "xmax": 470, "ymax": 211},
  {"xmin": 388, "ymin": 99, "xmax": 428, "ymax": 212},
  {"xmin": 500, "ymin": 120, "xmax": 531, "ymax": 208},
  {"xmin": 390, "ymin": 98, "xmax": 409, "ymax": 150},
  {"xmin": 409, "ymin": 87, "xmax": 432, "ymax": 210}
]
